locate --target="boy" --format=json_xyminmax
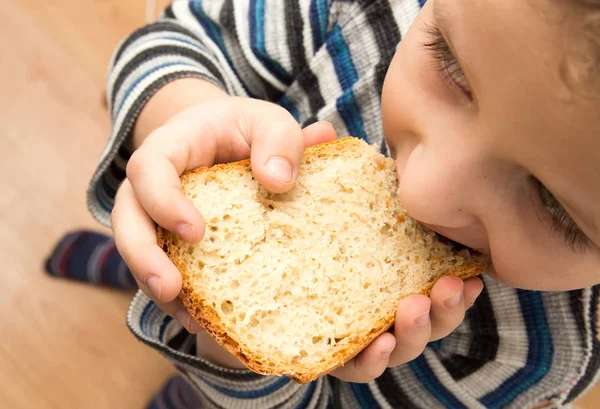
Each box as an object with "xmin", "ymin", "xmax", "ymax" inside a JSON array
[{"xmin": 88, "ymin": 0, "xmax": 600, "ymax": 407}]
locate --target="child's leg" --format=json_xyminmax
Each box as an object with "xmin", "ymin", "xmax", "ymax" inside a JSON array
[{"xmin": 44, "ymin": 230, "xmax": 137, "ymax": 289}]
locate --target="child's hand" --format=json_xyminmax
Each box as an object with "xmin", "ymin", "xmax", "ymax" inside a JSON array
[
  {"xmin": 329, "ymin": 275, "xmax": 484, "ymax": 383},
  {"xmin": 111, "ymin": 95, "xmax": 337, "ymax": 332}
]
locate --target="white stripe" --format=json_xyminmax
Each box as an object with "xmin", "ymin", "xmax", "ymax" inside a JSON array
[
  {"xmin": 101, "ymin": 64, "xmax": 215, "ymax": 167},
  {"xmin": 342, "ymin": 9, "xmax": 378, "ymax": 79},
  {"xmin": 112, "ymin": 52, "xmax": 215, "ymax": 118},
  {"xmin": 263, "ymin": 0, "xmax": 292, "ymax": 75},
  {"xmin": 107, "ymin": 30, "xmax": 209, "ymax": 107},
  {"xmin": 171, "ymin": 0, "xmax": 247, "ymax": 95},
  {"xmin": 367, "ymin": 381, "xmax": 394, "ymax": 409},
  {"xmin": 234, "ymin": 0, "xmax": 288, "ymax": 91},
  {"xmin": 310, "ymin": 43, "xmax": 343, "ymax": 111},
  {"xmin": 424, "ymin": 349, "xmax": 487, "ymax": 408},
  {"xmin": 459, "ymin": 361, "xmax": 522, "ymax": 399},
  {"xmin": 558, "ymin": 288, "xmax": 597, "ymax": 403},
  {"xmin": 459, "ymin": 276, "xmax": 526, "ymax": 398},
  {"xmin": 486, "ymin": 276, "xmax": 529, "ymax": 367},
  {"xmin": 389, "ymin": 365, "xmax": 452, "ymax": 408},
  {"xmin": 300, "ymin": 0, "xmax": 315, "ymax": 60},
  {"xmin": 189, "ymin": 372, "xmax": 307, "ymax": 409},
  {"xmin": 392, "ymin": 0, "xmax": 423, "ymax": 38}
]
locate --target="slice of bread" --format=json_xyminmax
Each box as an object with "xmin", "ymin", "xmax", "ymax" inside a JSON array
[{"xmin": 158, "ymin": 137, "xmax": 487, "ymax": 383}]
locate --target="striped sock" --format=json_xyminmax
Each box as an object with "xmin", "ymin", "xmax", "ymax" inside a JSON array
[
  {"xmin": 44, "ymin": 230, "xmax": 138, "ymax": 290},
  {"xmin": 146, "ymin": 376, "xmax": 203, "ymax": 409}
]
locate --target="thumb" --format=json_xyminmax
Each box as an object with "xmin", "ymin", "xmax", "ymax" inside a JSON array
[{"xmin": 249, "ymin": 113, "xmax": 337, "ymax": 193}]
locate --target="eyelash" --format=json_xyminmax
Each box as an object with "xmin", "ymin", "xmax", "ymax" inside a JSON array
[
  {"xmin": 422, "ymin": 24, "xmax": 472, "ymax": 100},
  {"xmin": 534, "ymin": 178, "xmax": 590, "ymax": 252}
]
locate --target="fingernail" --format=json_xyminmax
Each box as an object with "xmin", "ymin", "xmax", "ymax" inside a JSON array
[
  {"xmin": 381, "ymin": 348, "xmax": 394, "ymax": 360},
  {"xmin": 265, "ymin": 157, "xmax": 293, "ymax": 183},
  {"xmin": 146, "ymin": 276, "xmax": 162, "ymax": 300},
  {"xmin": 176, "ymin": 223, "xmax": 195, "ymax": 242},
  {"xmin": 445, "ymin": 291, "xmax": 463, "ymax": 308},
  {"xmin": 415, "ymin": 309, "xmax": 430, "ymax": 327}
]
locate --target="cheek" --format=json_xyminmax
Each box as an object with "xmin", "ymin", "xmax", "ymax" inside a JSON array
[{"xmin": 485, "ymin": 221, "xmax": 600, "ymax": 291}]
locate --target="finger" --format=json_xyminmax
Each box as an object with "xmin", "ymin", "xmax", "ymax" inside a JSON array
[
  {"xmin": 126, "ymin": 121, "xmax": 209, "ymax": 243},
  {"xmin": 245, "ymin": 107, "xmax": 304, "ymax": 194},
  {"xmin": 464, "ymin": 277, "xmax": 484, "ymax": 309},
  {"xmin": 429, "ymin": 276, "xmax": 466, "ymax": 341},
  {"xmin": 302, "ymin": 121, "xmax": 337, "ymax": 147},
  {"xmin": 330, "ymin": 332, "xmax": 396, "ymax": 383},
  {"xmin": 112, "ymin": 181, "xmax": 183, "ymax": 304},
  {"xmin": 388, "ymin": 295, "xmax": 432, "ymax": 367}
]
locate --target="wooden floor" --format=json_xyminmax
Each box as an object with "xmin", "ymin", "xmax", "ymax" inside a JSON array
[{"xmin": 0, "ymin": 1, "xmax": 598, "ymax": 408}]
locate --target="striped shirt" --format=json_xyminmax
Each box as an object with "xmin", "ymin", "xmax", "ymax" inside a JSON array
[{"xmin": 87, "ymin": 1, "xmax": 600, "ymax": 407}]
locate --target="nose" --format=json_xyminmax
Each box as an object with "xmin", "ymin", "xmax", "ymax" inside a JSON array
[{"xmin": 396, "ymin": 141, "xmax": 482, "ymax": 230}]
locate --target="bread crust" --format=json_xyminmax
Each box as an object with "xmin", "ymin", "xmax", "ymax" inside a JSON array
[{"xmin": 157, "ymin": 137, "xmax": 487, "ymax": 384}]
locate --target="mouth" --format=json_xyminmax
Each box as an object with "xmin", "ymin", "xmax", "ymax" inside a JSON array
[{"xmin": 422, "ymin": 223, "xmax": 485, "ymax": 255}]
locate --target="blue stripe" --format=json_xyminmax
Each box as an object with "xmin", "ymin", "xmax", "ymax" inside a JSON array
[
  {"xmin": 249, "ymin": 0, "xmax": 293, "ymax": 84},
  {"xmin": 326, "ymin": 25, "xmax": 367, "ymax": 141},
  {"xmin": 309, "ymin": 0, "xmax": 329, "ymax": 51},
  {"xmin": 480, "ymin": 291, "xmax": 553, "ymax": 408},
  {"xmin": 189, "ymin": 1, "xmax": 228, "ymax": 55},
  {"xmin": 428, "ymin": 339, "xmax": 443, "ymax": 350},
  {"xmin": 116, "ymin": 61, "xmax": 198, "ymax": 117},
  {"xmin": 350, "ymin": 383, "xmax": 381, "ymax": 409},
  {"xmin": 278, "ymin": 94, "xmax": 300, "ymax": 121},
  {"xmin": 158, "ymin": 316, "xmax": 173, "ymax": 341},
  {"xmin": 140, "ymin": 302, "xmax": 154, "ymax": 335},
  {"xmin": 418, "ymin": 0, "xmax": 427, "ymax": 7},
  {"xmin": 409, "ymin": 356, "xmax": 468, "ymax": 409},
  {"xmin": 295, "ymin": 382, "xmax": 317, "ymax": 409},
  {"xmin": 157, "ymin": 36, "xmax": 208, "ymax": 51},
  {"xmin": 95, "ymin": 185, "xmax": 113, "ymax": 212},
  {"xmin": 188, "ymin": 1, "xmax": 248, "ymax": 93},
  {"xmin": 336, "ymin": 91, "xmax": 367, "ymax": 141},
  {"xmin": 207, "ymin": 376, "xmax": 290, "ymax": 398}
]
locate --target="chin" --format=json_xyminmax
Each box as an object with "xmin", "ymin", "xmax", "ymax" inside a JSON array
[{"xmin": 485, "ymin": 266, "xmax": 590, "ymax": 292}]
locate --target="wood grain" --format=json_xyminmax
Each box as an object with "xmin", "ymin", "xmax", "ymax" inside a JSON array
[
  {"xmin": 0, "ymin": 1, "xmax": 175, "ymax": 409},
  {"xmin": 0, "ymin": 0, "xmax": 598, "ymax": 408}
]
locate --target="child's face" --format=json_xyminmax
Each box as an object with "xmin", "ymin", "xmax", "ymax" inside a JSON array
[{"xmin": 382, "ymin": 0, "xmax": 600, "ymax": 290}]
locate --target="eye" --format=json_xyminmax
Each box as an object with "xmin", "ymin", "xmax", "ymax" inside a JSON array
[
  {"xmin": 533, "ymin": 177, "xmax": 590, "ymax": 252},
  {"xmin": 421, "ymin": 24, "xmax": 472, "ymax": 101}
]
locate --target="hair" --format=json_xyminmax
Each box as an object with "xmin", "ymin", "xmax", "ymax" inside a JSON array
[{"xmin": 563, "ymin": 0, "xmax": 600, "ymax": 92}]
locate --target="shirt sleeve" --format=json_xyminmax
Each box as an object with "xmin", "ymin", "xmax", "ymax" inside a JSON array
[
  {"xmin": 126, "ymin": 277, "xmax": 600, "ymax": 409},
  {"xmin": 87, "ymin": 0, "xmax": 345, "ymax": 227}
]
